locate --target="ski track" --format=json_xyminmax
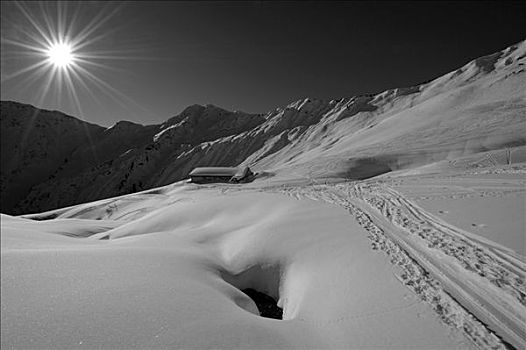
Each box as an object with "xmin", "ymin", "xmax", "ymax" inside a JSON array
[{"xmin": 273, "ymin": 182, "xmax": 526, "ymax": 350}]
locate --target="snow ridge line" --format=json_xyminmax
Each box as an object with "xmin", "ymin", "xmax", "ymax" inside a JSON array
[{"xmin": 275, "ymin": 184, "xmax": 518, "ymax": 349}]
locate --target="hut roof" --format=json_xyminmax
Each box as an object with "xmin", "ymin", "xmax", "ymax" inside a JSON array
[{"xmin": 189, "ymin": 167, "xmax": 245, "ymax": 177}]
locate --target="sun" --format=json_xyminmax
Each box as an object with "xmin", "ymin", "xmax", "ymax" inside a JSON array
[
  {"xmin": 2, "ymin": 1, "xmax": 150, "ymax": 119},
  {"xmin": 46, "ymin": 42, "xmax": 75, "ymax": 68}
]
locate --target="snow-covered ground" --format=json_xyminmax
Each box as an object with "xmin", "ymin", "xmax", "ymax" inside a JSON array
[
  {"xmin": 275, "ymin": 166, "xmax": 525, "ymax": 349},
  {"xmin": 0, "ymin": 181, "xmax": 465, "ymax": 349},
  {"xmin": 391, "ymin": 171, "xmax": 526, "ymax": 255},
  {"xmin": 2, "ymin": 160, "xmax": 525, "ymax": 349}
]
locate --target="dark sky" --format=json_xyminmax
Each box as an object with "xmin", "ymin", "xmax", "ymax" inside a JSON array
[{"xmin": 1, "ymin": 1, "xmax": 525, "ymax": 126}]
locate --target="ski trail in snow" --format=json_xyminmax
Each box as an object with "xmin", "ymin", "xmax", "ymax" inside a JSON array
[
  {"xmin": 273, "ymin": 182, "xmax": 526, "ymax": 350},
  {"xmin": 354, "ymin": 184, "xmax": 525, "ymax": 302}
]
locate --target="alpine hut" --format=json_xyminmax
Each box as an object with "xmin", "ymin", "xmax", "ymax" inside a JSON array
[{"xmin": 188, "ymin": 166, "xmax": 254, "ymax": 184}]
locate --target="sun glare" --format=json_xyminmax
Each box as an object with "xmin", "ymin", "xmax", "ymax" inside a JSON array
[
  {"xmin": 46, "ymin": 42, "xmax": 74, "ymax": 68},
  {"xmin": 2, "ymin": 1, "xmax": 151, "ymax": 120}
]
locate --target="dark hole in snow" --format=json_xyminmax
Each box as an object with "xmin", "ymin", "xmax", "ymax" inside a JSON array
[
  {"xmin": 221, "ymin": 264, "xmax": 284, "ymax": 319},
  {"xmin": 242, "ymin": 288, "xmax": 283, "ymax": 319}
]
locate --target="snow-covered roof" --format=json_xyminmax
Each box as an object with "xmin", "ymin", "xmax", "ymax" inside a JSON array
[{"xmin": 189, "ymin": 167, "xmax": 246, "ymax": 177}]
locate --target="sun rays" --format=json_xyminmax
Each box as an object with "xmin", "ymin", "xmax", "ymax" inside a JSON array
[
  {"xmin": 0, "ymin": 1, "xmax": 160, "ymax": 169},
  {"xmin": 0, "ymin": 1, "xmax": 150, "ymax": 120}
]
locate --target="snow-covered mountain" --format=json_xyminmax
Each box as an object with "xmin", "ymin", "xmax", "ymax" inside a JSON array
[{"xmin": 1, "ymin": 40, "xmax": 525, "ymax": 214}]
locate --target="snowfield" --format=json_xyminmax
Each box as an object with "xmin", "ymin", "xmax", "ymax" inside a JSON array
[
  {"xmin": 2, "ymin": 162, "xmax": 525, "ymax": 349},
  {"xmin": 0, "ymin": 181, "xmax": 467, "ymax": 349}
]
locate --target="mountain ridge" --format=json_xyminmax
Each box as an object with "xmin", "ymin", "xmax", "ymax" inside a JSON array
[{"xmin": 1, "ymin": 39, "xmax": 525, "ymax": 214}]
